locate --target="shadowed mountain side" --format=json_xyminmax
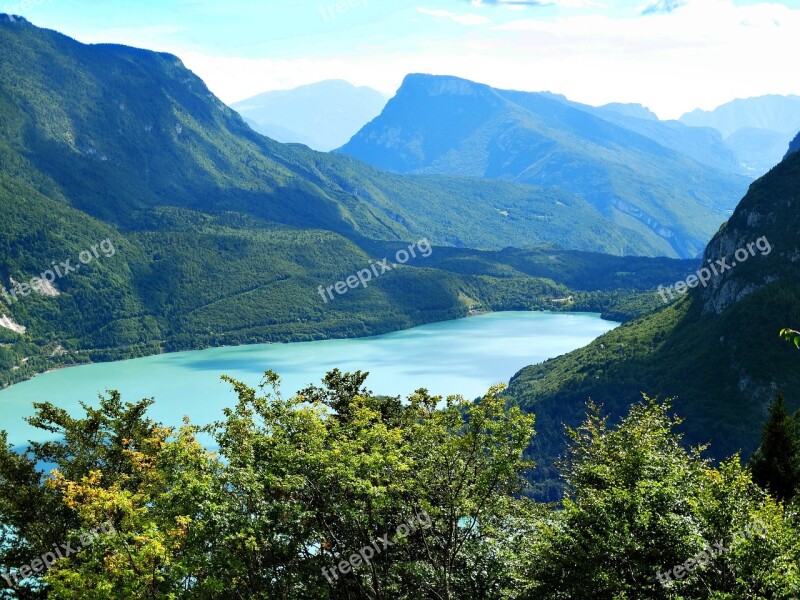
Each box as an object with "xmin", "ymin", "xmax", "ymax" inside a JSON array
[{"xmin": 505, "ymin": 147, "xmax": 800, "ymax": 500}]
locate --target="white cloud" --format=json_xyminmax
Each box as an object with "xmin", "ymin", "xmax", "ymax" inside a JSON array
[
  {"xmin": 468, "ymin": 0, "xmax": 544, "ymax": 6},
  {"xmin": 58, "ymin": 0, "xmax": 800, "ymax": 120},
  {"xmin": 487, "ymin": 0, "xmax": 800, "ymax": 117},
  {"xmin": 416, "ymin": 7, "xmax": 492, "ymax": 25},
  {"xmin": 640, "ymin": 0, "xmax": 687, "ymax": 15},
  {"xmin": 468, "ymin": 0, "xmax": 603, "ymax": 8}
]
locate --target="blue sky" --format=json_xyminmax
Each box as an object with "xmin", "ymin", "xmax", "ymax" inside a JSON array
[{"xmin": 6, "ymin": 0, "xmax": 800, "ymax": 118}]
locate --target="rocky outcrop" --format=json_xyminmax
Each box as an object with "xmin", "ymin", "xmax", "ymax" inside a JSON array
[
  {"xmin": 0, "ymin": 314, "xmax": 26, "ymax": 334},
  {"xmin": 699, "ymin": 150, "xmax": 800, "ymax": 315}
]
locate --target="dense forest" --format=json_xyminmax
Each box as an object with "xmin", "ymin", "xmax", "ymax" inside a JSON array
[{"xmin": 1, "ymin": 360, "xmax": 798, "ymax": 598}]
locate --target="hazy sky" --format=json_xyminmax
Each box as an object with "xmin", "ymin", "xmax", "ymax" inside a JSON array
[{"xmin": 9, "ymin": 0, "xmax": 800, "ymax": 119}]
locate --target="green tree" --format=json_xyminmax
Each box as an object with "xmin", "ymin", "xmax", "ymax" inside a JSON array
[
  {"xmin": 0, "ymin": 392, "xmax": 178, "ymax": 599},
  {"xmin": 5, "ymin": 375, "xmax": 798, "ymax": 599},
  {"xmin": 205, "ymin": 372, "xmax": 536, "ymax": 600},
  {"xmin": 522, "ymin": 397, "xmax": 708, "ymax": 598},
  {"xmin": 749, "ymin": 393, "xmax": 800, "ymax": 502},
  {"xmin": 521, "ymin": 397, "xmax": 800, "ymax": 599},
  {"xmin": 401, "ymin": 385, "xmax": 536, "ymax": 599},
  {"xmin": 3, "ymin": 372, "xmax": 535, "ymax": 599}
]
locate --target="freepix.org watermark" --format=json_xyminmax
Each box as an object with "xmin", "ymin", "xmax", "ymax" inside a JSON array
[
  {"xmin": 3, "ymin": 0, "xmax": 52, "ymax": 21},
  {"xmin": 657, "ymin": 236, "xmax": 771, "ymax": 304},
  {"xmin": 1, "ymin": 521, "xmax": 116, "ymax": 586},
  {"xmin": 317, "ymin": 238, "xmax": 432, "ymax": 303},
  {"xmin": 321, "ymin": 512, "xmax": 432, "ymax": 584},
  {"xmin": 0, "ymin": 239, "xmax": 117, "ymax": 306},
  {"xmin": 656, "ymin": 519, "xmax": 766, "ymax": 587},
  {"xmin": 319, "ymin": 0, "xmax": 367, "ymax": 22}
]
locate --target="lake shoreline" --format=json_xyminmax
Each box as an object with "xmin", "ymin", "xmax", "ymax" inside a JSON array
[
  {"xmin": 0, "ymin": 311, "xmax": 619, "ymax": 448},
  {"xmin": 3, "ymin": 306, "xmax": 617, "ymax": 391}
]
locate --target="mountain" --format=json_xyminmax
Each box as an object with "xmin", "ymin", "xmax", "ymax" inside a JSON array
[
  {"xmin": 231, "ymin": 80, "xmax": 388, "ymax": 151},
  {"xmin": 241, "ymin": 118, "xmax": 316, "ymax": 148},
  {"xmin": 723, "ymin": 127, "xmax": 794, "ymax": 176},
  {"xmin": 597, "ymin": 102, "xmax": 658, "ymax": 121},
  {"xmin": 680, "ymin": 95, "xmax": 800, "ymax": 175},
  {"xmin": 338, "ymin": 74, "xmax": 751, "ymax": 259},
  {"xmin": 680, "ymin": 95, "xmax": 800, "ymax": 137},
  {"xmin": 505, "ymin": 138, "xmax": 800, "ymax": 498},
  {"xmin": 560, "ymin": 99, "xmax": 742, "ymax": 176},
  {"xmin": 0, "ymin": 16, "xmax": 694, "ymax": 387},
  {"xmin": 0, "ymin": 18, "xmax": 665, "ymax": 254}
]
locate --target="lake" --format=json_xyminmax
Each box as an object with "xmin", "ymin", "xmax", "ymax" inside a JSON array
[{"xmin": 0, "ymin": 311, "xmax": 618, "ymax": 447}]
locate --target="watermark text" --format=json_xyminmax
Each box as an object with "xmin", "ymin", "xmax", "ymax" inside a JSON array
[{"xmin": 657, "ymin": 236, "xmax": 771, "ymax": 304}]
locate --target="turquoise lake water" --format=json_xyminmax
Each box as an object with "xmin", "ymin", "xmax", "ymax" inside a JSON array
[{"xmin": 0, "ymin": 311, "xmax": 618, "ymax": 447}]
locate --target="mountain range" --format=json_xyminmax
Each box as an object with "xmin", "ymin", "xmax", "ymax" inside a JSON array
[
  {"xmin": 338, "ymin": 74, "xmax": 752, "ymax": 259},
  {"xmin": 232, "ymin": 80, "xmax": 387, "ymax": 151},
  {"xmin": 680, "ymin": 95, "xmax": 800, "ymax": 175},
  {"xmin": 0, "ymin": 15, "xmax": 695, "ymax": 387}
]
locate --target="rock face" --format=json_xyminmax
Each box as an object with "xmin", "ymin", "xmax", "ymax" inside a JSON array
[
  {"xmin": 699, "ymin": 146, "xmax": 800, "ymax": 316},
  {"xmin": 504, "ymin": 143, "xmax": 800, "ymax": 487},
  {"xmin": 0, "ymin": 314, "xmax": 26, "ymax": 334}
]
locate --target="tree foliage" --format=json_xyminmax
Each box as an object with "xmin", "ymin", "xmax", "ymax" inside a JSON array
[
  {"xmin": 1, "ymin": 375, "xmax": 798, "ymax": 599},
  {"xmin": 780, "ymin": 328, "xmax": 800, "ymax": 349},
  {"xmin": 749, "ymin": 393, "xmax": 800, "ymax": 502}
]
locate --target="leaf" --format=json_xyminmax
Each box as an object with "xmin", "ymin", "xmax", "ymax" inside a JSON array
[{"xmin": 779, "ymin": 328, "xmax": 800, "ymax": 349}]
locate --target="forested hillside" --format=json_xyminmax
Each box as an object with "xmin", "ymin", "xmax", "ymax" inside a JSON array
[{"xmin": 506, "ymin": 140, "xmax": 800, "ymax": 498}]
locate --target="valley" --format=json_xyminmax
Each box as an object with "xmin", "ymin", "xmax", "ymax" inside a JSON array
[{"xmin": 1, "ymin": 5, "xmax": 799, "ymax": 599}]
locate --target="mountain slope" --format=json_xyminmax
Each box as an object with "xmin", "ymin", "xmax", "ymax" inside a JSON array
[
  {"xmin": 723, "ymin": 127, "xmax": 794, "ymax": 176},
  {"xmin": 786, "ymin": 132, "xmax": 800, "ymax": 159},
  {"xmin": 580, "ymin": 105, "xmax": 741, "ymax": 176},
  {"xmin": 505, "ymin": 144, "xmax": 800, "ymax": 498},
  {"xmin": 339, "ymin": 74, "xmax": 751, "ymax": 258},
  {"xmin": 0, "ymin": 19, "xmax": 652, "ymax": 256},
  {"xmin": 597, "ymin": 102, "xmax": 658, "ymax": 121},
  {"xmin": 232, "ymin": 80, "xmax": 387, "ymax": 151},
  {"xmin": 540, "ymin": 95, "xmax": 743, "ymax": 176},
  {"xmin": 241, "ymin": 119, "xmax": 316, "ymax": 148}
]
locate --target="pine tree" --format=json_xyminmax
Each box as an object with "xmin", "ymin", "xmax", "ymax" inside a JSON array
[{"xmin": 749, "ymin": 393, "xmax": 800, "ymax": 502}]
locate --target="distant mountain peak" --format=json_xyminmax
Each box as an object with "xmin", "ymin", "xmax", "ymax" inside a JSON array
[
  {"xmin": 340, "ymin": 73, "xmax": 749, "ymax": 259},
  {"xmin": 399, "ymin": 73, "xmax": 491, "ymax": 98},
  {"xmin": 598, "ymin": 102, "xmax": 658, "ymax": 121},
  {"xmin": 680, "ymin": 95, "xmax": 800, "ymax": 137},
  {"xmin": 678, "ymin": 95, "xmax": 800, "ymax": 175},
  {"xmin": 231, "ymin": 80, "xmax": 387, "ymax": 151}
]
